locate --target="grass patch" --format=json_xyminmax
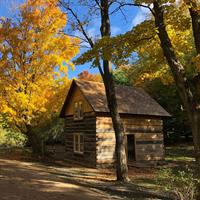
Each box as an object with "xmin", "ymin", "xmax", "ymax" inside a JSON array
[
  {"xmin": 165, "ymin": 145, "xmax": 195, "ymax": 162},
  {"xmin": 130, "ymin": 145, "xmax": 195, "ymax": 194},
  {"xmin": 132, "ymin": 177, "xmax": 162, "ymax": 190}
]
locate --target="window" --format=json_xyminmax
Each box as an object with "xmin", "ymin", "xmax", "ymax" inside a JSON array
[
  {"xmin": 74, "ymin": 102, "xmax": 79, "ymax": 119},
  {"xmin": 79, "ymin": 101, "xmax": 83, "ymax": 119},
  {"xmin": 73, "ymin": 133, "xmax": 84, "ymax": 153},
  {"xmin": 73, "ymin": 101, "xmax": 83, "ymax": 120}
]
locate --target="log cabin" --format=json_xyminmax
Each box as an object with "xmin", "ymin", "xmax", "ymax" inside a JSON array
[{"xmin": 60, "ymin": 80, "xmax": 170, "ymax": 168}]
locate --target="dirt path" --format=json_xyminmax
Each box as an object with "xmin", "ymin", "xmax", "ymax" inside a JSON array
[{"xmin": 0, "ymin": 159, "xmax": 120, "ymax": 200}]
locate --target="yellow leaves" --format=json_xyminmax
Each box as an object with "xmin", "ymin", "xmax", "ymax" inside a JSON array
[
  {"xmin": 75, "ymin": 19, "xmax": 156, "ymax": 67},
  {"xmin": 2, "ymin": 105, "xmax": 17, "ymax": 118},
  {"xmin": 166, "ymin": 25, "xmax": 192, "ymax": 56},
  {"xmin": 132, "ymin": 4, "xmax": 194, "ymax": 86},
  {"xmin": 59, "ymin": 65, "xmax": 68, "ymax": 73},
  {"xmin": 192, "ymin": 54, "xmax": 200, "ymax": 71},
  {"xmin": 134, "ymin": 64, "xmax": 174, "ymax": 86},
  {"xmin": 0, "ymin": 0, "xmax": 79, "ymax": 131}
]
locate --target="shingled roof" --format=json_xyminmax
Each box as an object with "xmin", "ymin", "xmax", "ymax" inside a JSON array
[{"xmin": 60, "ymin": 80, "xmax": 170, "ymax": 117}]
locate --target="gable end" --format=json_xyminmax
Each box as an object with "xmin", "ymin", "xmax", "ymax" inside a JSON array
[{"xmin": 60, "ymin": 80, "xmax": 94, "ymax": 118}]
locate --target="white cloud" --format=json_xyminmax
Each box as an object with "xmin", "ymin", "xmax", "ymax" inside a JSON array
[{"xmin": 131, "ymin": 7, "xmax": 150, "ymax": 28}]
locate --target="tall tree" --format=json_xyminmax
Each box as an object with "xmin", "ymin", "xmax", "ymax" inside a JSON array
[
  {"xmin": 76, "ymin": 0, "xmax": 200, "ymax": 160},
  {"xmin": 71, "ymin": 0, "xmax": 200, "ymax": 189},
  {"xmin": 186, "ymin": 0, "xmax": 200, "ymax": 54},
  {"xmin": 60, "ymin": 0, "xmax": 129, "ymax": 181},
  {"xmin": 0, "ymin": 0, "xmax": 79, "ymax": 155},
  {"xmin": 152, "ymin": 0, "xmax": 197, "ymax": 153},
  {"xmin": 152, "ymin": 0, "xmax": 200, "ymax": 197},
  {"xmin": 84, "ymin": 0, "xmax": 200, "ymax": 194}
]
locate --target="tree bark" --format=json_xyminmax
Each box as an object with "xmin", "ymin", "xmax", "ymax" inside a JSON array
[
  {"xmin": 186, "ymin": 0, "xmax": 200, "ymax": 161},
  {"xmin": 26, "ymin": 126, "xmax": 44, "ymax": 156},
  {"xmin": 153, "ymin": 0, "xmax": 200, "ymax": 154},
  {"xmin": 153, "ymin": 1, "xmax": 194, "ymax": 114},
  {"xmin": 186, "ymin": 0, "xmax": 200, "ymax": 54},
  {"xmin": 190, "ymin": 110, "xmax": 200, "ymax": 199},
  {"xmin": 103, "ymin": 60, "xmax": 129, "ymax": 181},
  {"xmin": 100, "ymin": 0, "xmax": 129, "ymax": 182},
  {"xmin": 60, "ymin": 0, "xmax": 129, "ymax": 181},
  {"xmin": 153, "ymin": 1, "xmax": 200, "ymax": 197}
]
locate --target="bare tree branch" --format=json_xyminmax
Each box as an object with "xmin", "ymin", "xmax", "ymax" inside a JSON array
[
  {"xmin": 59, "ymin": 0, "xmax": 105, "ymax": 76},
  {"xmin": 110, "ymin": 2, "xmax": 155, "ymax": 16},
  {"xmin": 94, "ymin": 0, "xmax": 102, "ymax": 9},
  {"xmin": 59, "ymin": 0, "xmax": 94, "ymax": 48},
  {"xmin": 59, "ymin": 30, "xmax": 90, "ymax": 44}
]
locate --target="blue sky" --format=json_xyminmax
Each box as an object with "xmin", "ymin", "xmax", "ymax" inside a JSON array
[{"xmin": 0, "ymin": 0, "xmax": 149, "ymax": 79}]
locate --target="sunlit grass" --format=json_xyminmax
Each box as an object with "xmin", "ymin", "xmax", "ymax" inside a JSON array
[{"xmin": 165, "ymin": 145, "xmax": 195, "ymax": 162}]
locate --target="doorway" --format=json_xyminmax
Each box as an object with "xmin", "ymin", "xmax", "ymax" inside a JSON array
[{"xmin": 127, "ymin": 135, "xmax": 136, "ymax": 161}]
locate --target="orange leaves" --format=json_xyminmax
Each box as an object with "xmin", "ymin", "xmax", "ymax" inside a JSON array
[
  {"xmin": 78, "ymin": 70, "xmax": 102, "ymax": 82},
  {"xmin": 0, "ymin": 0, "xmax": 79, "ymax": 131}
]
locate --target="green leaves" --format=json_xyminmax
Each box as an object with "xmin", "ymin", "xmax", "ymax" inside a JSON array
[
  {"xmin": 156, "ymin": 167, "xmax": 197, "ymax": 199},
  {"xmin": 75, "ymin": 19, "xmax": 156, "ymax": 67}
]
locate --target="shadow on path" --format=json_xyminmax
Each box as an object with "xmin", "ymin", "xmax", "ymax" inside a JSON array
[{"xmin": 0, "ymin": 159, "xmax": 118, "ymax": 200}]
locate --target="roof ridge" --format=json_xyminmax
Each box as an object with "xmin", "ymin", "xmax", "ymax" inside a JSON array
[
  {"xmin": 75, "ymin": 79, "xmax": 103, "ymax": 84},
  {"xmin": 75, "ymin": 79, "xmax": 142, "ymax": 90},
  {"xmin": 60, "ymin": 79, "xmax": 170, "ymax": 117}
]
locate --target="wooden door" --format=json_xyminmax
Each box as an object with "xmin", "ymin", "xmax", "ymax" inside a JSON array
[{"xmin": 127, "ymin": 135, "xmax": 136, "ymax": 161}]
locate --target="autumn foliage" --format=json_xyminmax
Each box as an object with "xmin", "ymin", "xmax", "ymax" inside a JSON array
[
  {"xmin": 78, "ymin": 70, "xmax": 102, "ymax": 82},
  {"xmin": 0, "ymin": 0, "xmax": 79, "ymax": 153}
]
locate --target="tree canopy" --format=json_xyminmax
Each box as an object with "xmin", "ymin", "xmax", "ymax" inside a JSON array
[{"xmin": 0, "ymin": 0, "xmax": 79, "ymax": 153}]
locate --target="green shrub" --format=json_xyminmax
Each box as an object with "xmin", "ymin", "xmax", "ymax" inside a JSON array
[
  {"xmin": 33, "ymin": 116, "xmax": 65, "ymax": 145},
  {"xmin": 0, "ymin": 127, "xmax": 26, "ymax": 148},
  {"xmin": 156, "ymin": 168, "xmax": 198, "ymax": 200}
]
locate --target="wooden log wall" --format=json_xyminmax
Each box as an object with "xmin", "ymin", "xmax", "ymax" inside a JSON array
[
  {"xmin": 65, "ymin": 113, "xmax": 97, "ymax": 167},
  {"xmin": 123, "ymin": 117, "xmax": 164, "ymax": 161},
  {"xmin": 96, "ymin": 115, "xmax": 164, "ymax": 166},
  {"xmin": 96, "ymin": 117, "xmax": 116, "ymax": 168}
]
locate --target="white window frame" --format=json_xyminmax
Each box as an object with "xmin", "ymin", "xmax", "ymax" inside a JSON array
[
  {"xmin": 73, "ymin": 101, "xmax": 84, "ymax": 120},
  {"xmin": 73, "ymin": 133, "xmax": 84, "ymax": 154}
]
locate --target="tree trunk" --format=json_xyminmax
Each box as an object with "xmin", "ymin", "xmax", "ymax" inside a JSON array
[
  {"xmin": 186, "ymin": 0, "xmax": 200, "ymax": 161},
  {"xmin": 26, "ymin": 126, "xmax": 44, "ymax": 156},
  {"xmin": 153, "ymin": 1, "xmax": 194, "ymax": 114},
  {"xmin": 153, "ymin": 0, "xmax": 200, "ymax": 153},
  {"xmin": 187, "ymin": 0, "xmax": 200, "ymax": 162},
  {"xmin": 190, "ymin": 111, "xmax": 200, "ymax": 160},
  {"xmin": 103, "ymin": 60, "xmax": 129, "ymax": 182},
  {"xmin": 153, "ymin": 1, "xmax": 200, "ymax": 198},
  {"xmin": 190, "ymin": 111, "xmax": 200, "ymax": 199},
  {"xmin": 153, "ymin": 0, "xmax": 200, "ymax": 154},
  {"xmin": 60, "ymin": 0, "xmax": 129, "ymax": 181},
  {"xmin": 186, "ymin": 0, "xmax": 200, "ymax": 54},
  {"xmin": 100, "ymin": 0, "xmax": 129, "ymax": 181}
]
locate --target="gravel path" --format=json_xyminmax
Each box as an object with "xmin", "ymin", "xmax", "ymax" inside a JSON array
[{"xmin": 0, "ymin": 159, "xmax": 121, "ymax": 200}]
